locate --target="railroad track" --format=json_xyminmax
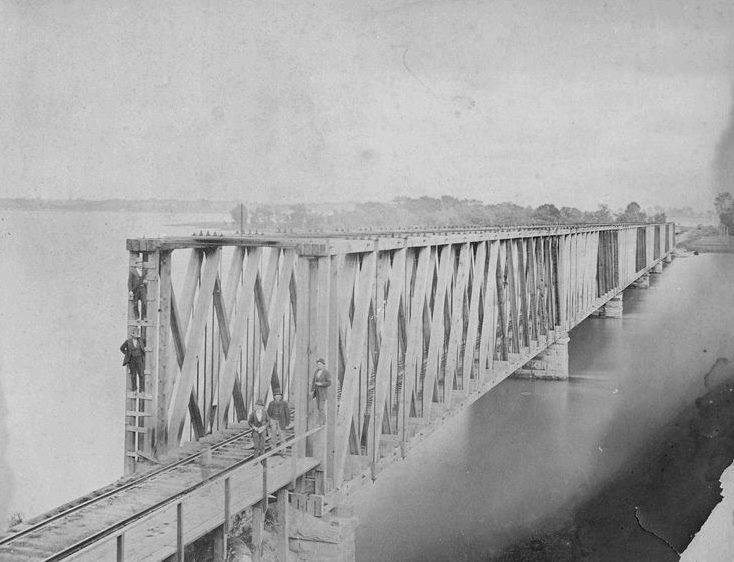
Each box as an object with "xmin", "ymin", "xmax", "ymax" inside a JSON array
[
  {"xmin": 0, "ymin": 424, "xmax": 264, "ymax": 560},
  {"xmin": 195, "ymin": 222, "xmax": 663, "ymax": 240}
]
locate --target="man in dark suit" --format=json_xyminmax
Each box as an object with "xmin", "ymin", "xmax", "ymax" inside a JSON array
[
  {"xmin": 311, "ymin": 358, "xmax": 331, "ymax": 420},
  {"xmin": 120, "ymin": 332, "xmax": 145, "ymax": 392},
  {"xmin": 248, "ymin": 399, "xmax": 269, "ymax": 456},
  {"xmin": 267, "ymin": 390, "xmax": 291, "ymax": 453},
  {"xmin": 128, "ymin": 269, "xmax": 147, "ymax": 320}
]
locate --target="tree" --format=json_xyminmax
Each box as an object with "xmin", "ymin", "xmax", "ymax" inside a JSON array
[
  {"xmin": 229, "ymin": 204, "xmax": 248, "ymax": 229},
  {"xmin": 590, "ymin": 204, "xmax": 613, "ymax": 223},
  {"xmin": 617, "ymin": 201, "xmax": 647, "ymax": 223},
  {"xmin": 714, "ymin": 192, "xmax": 733, "ymax": 214},
  {"xmin": 532, "ymin": 203, "xmax": 561, "ymax": 223},
  {"xmin": 715, "ymin": 192, "xmax": 734, "ymax": 231},
  {"xmin": 559, "ymin": 206, "xmax": 586, "ymax": 224}
]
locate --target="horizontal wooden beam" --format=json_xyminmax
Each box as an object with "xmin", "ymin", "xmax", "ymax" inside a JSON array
[{"xmin": 127, "ymin": 223, "xmax": 675, "ymax": 255}]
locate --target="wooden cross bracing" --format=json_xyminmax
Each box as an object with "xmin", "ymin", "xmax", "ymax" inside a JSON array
[{"xmin": 124, "ymin": 224, "xmax": 676, "ymax": 480}]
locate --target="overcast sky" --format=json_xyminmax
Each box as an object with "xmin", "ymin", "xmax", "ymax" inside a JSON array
[{"xmin": 1, "ymin": 0, "xmax": 733, "ymax": 210}]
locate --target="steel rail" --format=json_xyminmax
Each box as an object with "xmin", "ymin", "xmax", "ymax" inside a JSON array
[
  {"xmin": 43, "ymin": 425, "xmax": 324, "ymax": 561},
  {"xmin": 220, "ymin": 222, "xmax": 671, "ymax": 239},
  {"xmin": 0, "ymin": 427, "xmax": 254, "ymax": 547}
]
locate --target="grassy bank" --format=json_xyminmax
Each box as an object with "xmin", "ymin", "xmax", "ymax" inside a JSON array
[{"xmin": 677, "ymin": 225, "xmax": 734, "ymax": 253}]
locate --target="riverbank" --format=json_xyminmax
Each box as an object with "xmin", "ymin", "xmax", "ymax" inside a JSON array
[
  {"xmin": 677, "ymin": 225, "xmax": 734, "ymax": 253},
  {"xmin": 495, "ymin": 356, "xmax": 734, "ymax": 560},
  {"xmin": 681, "ymin": 461, "xmax": 734, "ymax": 560}
]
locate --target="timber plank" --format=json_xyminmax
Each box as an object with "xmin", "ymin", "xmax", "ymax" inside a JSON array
[
  {"xmin": 421, "ymin": 244, "xmax": 454, "ymax": 417},
  {"xmin": 370, "ymin": 249, "xmax": 406, "ymax": 459},
  {"xmin": 335, "ymin": 253, "xmax": 376, "ymax": 484},
  {"xmin": 166, "ymin": 248, "xmax": 222, "ymax": 445}
]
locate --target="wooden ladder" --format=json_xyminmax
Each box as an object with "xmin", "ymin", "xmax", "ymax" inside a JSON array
[{"xmin": 125, "ymin": 251, "xmax": 160, "ymax": 474}]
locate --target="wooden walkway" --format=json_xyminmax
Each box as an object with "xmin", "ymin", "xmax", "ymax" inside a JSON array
[{"xmin": 0, "ymin": 424, "xmax": 322, "ymax": 561}]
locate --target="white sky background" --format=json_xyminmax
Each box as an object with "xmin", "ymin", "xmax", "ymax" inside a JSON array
[{"xmin": 1, "ymin": 0, "xmax": 733, "ymax": 210}]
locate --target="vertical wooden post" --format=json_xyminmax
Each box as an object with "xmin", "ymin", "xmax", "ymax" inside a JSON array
[
  {"xmin": 478, "ymin": 240, "xmax": 499, "ymax": 379},
  {"xmin": 212, "ymin": 525, "xmax": 225, "ymax": 561},
  {"xmin": 311, "ymin": 257, "xmax": 330, "ymax": 461},
  {"xmin": 526, "ymin": 238, "xmax": 538, "ymax": 344},
  {"xmin": 515, "ymin": 239, "xmax": 529, "ymax": 348},
  {"xmin": 125, "ymin": 250, "xmax": 141, "ymax": 475},
  {"xmin": 335, "ymin": 251, "xmax": 377, "ymax": 484},
  {"xmin": 495, "ymin": 242, "xmax": 508, "ymax": 361},
  {"xmin": 262, "ymin": 457, "xmax": 268, "ymax": 506},
  {"xmin": 223, "ymin": 477, "xmax": 231, "ymax": 554},
  {"xmin": 141, "ymin": 250, "xmax": 160, "ymax": 458},
  {"xmin": 306, "ymin": 258, "xmax": 319, "ymax": 456},
  {"xmin": 155, "ymin": 250, "xmax": 172, "ymax": 456},
  {"xmin": 557, "ymin": 235, "xmax": 569, "ymax": 331},
  {"xmin": 252, "ymin": 502, "xmax": 263, "ymax": 562},
  {"xmin": 326, "ymin": 254, "xmax": 340, "ymax": 485},
  {"xmin": 176, "ymin": 502, "xmax": 184, "ymax": 562},
  {"xmin": 294, "ymin": 256, "xmax": 309, "ymax": 459},
  {"xmin": 277, "ymin": 488, "xmax": 290, "ymax": 561},
  {"xmin": 505, "ymin": 242, "xmax": 519, "ymax": 354},
  {"xmin": 116, "ymin": 534, "xmax": 124, "ymax": 562}
]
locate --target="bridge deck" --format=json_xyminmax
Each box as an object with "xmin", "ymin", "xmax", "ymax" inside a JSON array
[{"xmin": 0, "ymin": 423, "xmax": 321, "ymax": 561}]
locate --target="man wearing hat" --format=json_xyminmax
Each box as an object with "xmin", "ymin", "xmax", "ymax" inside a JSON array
[
  {"xmin": 128, "ymin": 269, "xmax": 147, "ymax": 321},
  {"xmin": 120, "ymin": 329, "xmax": 145, "ymax": 392},
  {"xmin": 267, "ymin": 390, "xmax": 291, "ymax": 453},
  {"xmin": 311, "ymin": 358, "xmax": 332, "ymax": 420},
  {"xmin": 248, "ymin": 399, "xmax": 270, "ymax": 456}
]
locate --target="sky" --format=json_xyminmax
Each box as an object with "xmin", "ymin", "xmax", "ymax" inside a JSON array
[{"xmin": 1, "ymin": 0, "xmax": 733, "ymax": 210}]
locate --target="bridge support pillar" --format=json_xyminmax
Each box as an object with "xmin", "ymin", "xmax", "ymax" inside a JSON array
[
  {"xmin": 634, "ymin": 273, "xmax": 650, "ymax": 288},
  {"xmin": 651, "ymin": 262, "xmax": 663, "ymax": 274},
  {"xmin": 664, "ymin": 253, "xmax": 673, "ymax": 264},
  {"xmin": 516, "ymin": 333, "xmax": 570, "ymax": 380},
  {"xmin": 592, "ymin": 294, "xmax": 623, "ymax": 318}
]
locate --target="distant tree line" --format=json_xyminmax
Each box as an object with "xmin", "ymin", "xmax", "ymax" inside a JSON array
[
  {"xmin": 715, "ymin": 192, "xmax": 734, "ymax": 231},
  {"xmin": 0, "ymin": 197, "xmax": 237, "ymax": 214},
  {"xmin": 229, "ymin": 197, "xmax": 666, "ymax": 232}
]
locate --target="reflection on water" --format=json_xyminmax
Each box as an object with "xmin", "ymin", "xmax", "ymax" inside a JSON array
[
  {"xmin": 355, "ymin": 255, "xmax": 734, "ymax": 561},
  {"xmin": 0, "ymin": 210, "xmax": 229, "ymax": 518}
]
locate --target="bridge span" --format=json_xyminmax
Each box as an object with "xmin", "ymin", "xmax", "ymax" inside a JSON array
[{"xmin": 0, "ymin": 222, "xmax": 675, "ymax": 560}]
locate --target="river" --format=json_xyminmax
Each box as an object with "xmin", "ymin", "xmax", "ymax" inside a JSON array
[
  {"xmin": 0, "ymin": 209, "xmax": 230, "ymax": 521},
  {"xmin": 354, "ymin": 253, "xmax": 734, "ymax": 560}
]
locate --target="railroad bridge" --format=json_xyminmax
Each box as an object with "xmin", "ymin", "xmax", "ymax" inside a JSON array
[{"xmin": 1, "ymin": 222, "xmax": 676, "ymax": 560}]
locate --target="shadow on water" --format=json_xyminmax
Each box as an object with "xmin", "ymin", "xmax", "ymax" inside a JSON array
[
  {"xmin": 355, "ymin": 255, "xmax": 734, "ymax": 561},
  {"xmin": 496, "ymin": 359, "xmax": 734, "ymax": 561}
]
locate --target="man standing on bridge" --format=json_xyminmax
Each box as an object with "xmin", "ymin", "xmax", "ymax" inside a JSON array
[
  {"xmin": 267, "ymin": 390, "xmax": 291, "ymax": 454},
  {"xmin": 312, "ymin": 358, "xmax": 331, "ymax": 421},
  {"xmin": 248, "ymin": 399, "xmax": 269, "ymax": 456},
  {"xmin": 120, "ymin": 330, "xmax": 145, "ymax": 392},
  {"xmin": 128, "ymin": 268, "xmax": 147, "ymax": 320}
]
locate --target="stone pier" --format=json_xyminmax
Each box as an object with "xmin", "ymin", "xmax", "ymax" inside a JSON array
[
  {"xmin": 515, "ymin": 333, "xmax": 570, "ymax": 380},
  {"xmin": 592, "ymin": 294, "xmax": 623, "ymax": 318},
  {"xmin": 664, "ymin": 254, "xmax": 673, "ymax": 264},
  {"xmin": 633, "ymin": 273, "xmax": 650, "ymax": 288},
  {"xmin": 651, "ymin": 262, "xmax": 663, "ymax": 274}
]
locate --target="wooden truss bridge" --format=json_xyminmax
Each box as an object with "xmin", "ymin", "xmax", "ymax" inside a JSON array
[{"xmin": 0, "ymin": 222, "xmax": 675, "ymax": 560}]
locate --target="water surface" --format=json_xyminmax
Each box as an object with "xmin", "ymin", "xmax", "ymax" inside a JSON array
[
  {"xmin": 0, "ymin": 209, "xmax": 229, "ymax": 518},
  {"xmin": 355, "ymin": 254, "xmax": 734, "ymax": 560}
]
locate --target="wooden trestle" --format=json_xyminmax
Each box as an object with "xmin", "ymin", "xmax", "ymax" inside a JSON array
[{"xmin": 125, "ymin": 223, "xmax": 675, "ymax": 486}]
